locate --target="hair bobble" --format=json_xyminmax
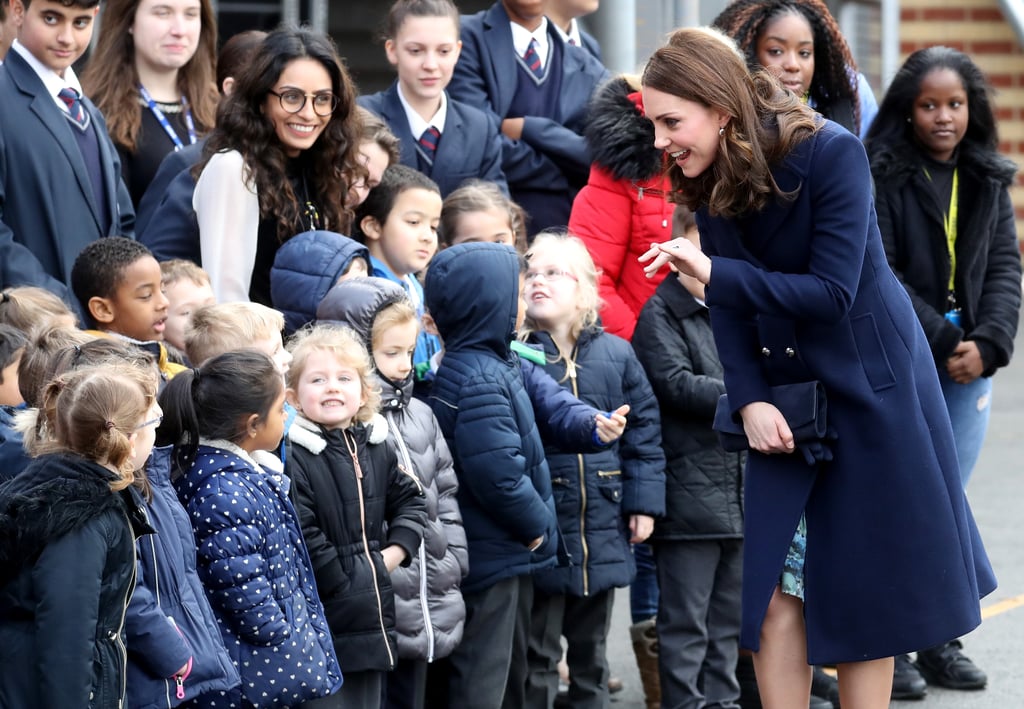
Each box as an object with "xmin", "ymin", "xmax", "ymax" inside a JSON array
[
  {"xmin": 104, "ymin": 420, "xmax": 116, "ymax": 430},
  {"xmin": 0, "ymin": 291, "xmax": 8, "ymax": 304}
]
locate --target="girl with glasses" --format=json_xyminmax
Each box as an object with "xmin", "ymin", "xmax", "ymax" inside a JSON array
[{"xmin": 191, "ymin": 26, "xmax": 363, "ymax": 306}]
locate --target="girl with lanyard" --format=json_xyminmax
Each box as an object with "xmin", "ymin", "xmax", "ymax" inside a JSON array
[
  {"xmin": 867, "ymin": 46, "xmax": 1020, "ymax": 697},
  {"xmin": 191, "ymin": 27, "xmax": 363, "ymax": 306},
  {"xmin": 82, "ymin": 0, "xmax": 218, "ymax": 208}
]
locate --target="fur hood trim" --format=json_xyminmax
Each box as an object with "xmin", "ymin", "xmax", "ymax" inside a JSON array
[
  {"xmin": 870, "ymin": 139, "xmax": 1017, "ymax": 187},
  {"xmin": 0, "ymin": 454, "xmax": 135, "ymax": 587},
  {"xmin": 585, "ymin": 76, "xmax": 665, "ymax": 182},
  {"xmin": 288, "ymin": 413, "xmax": 389, "ymax": 455}
]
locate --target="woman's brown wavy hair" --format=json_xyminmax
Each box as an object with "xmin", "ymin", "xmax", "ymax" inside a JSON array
[
  {"xmin": 194, "ymin": 26, "xmax": 362, "ymax": 239},
  {"xmin": 642, "ymin": 26, "xmax": 820, "ymax": 218},
  {"xmin": 81, "ymin": 0, "xmax": 219, "ymax": 152}
]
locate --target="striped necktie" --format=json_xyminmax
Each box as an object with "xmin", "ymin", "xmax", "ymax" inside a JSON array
[
  {"xmin": 523, "ymin": 38, "xmax": 544, "ymax": 79},
  {"xmin": 58, "ymin": 87, "xmax": 90, "ymax": 131},
  {"xmin": 418, "ymin": 125, "xmax": 441, "ymax": 162}
]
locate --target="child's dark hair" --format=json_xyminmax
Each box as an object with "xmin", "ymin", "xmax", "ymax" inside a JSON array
[
  {"xmin": 353, "ymin": 164, "xmax": 441, "ymax": 240},
  {"xmin": 866, "ymin": 45, "xmax": 999, "ymax": 154},
  {"xmin": 71, "ymin": 236, "xmax": 155, "ymax": 306},
  {"xmin": 712, "ymin": 0, "xmax": 860, "ymax": 132},
  {"xmin": 216, "ymin": 30, "xmax": 269, "ymax": 93},
  {"xmin": 21, "ymin": 0, "xmax": 100, "ymax": 10},
  {"xmin": 382, "ymin": 0, "xmax": 460, "ymax": 41},
  {"xmin": 157, "ymin": 349, "xmax": 283, "ymax": 473},
  {"xmin": 438, "ymin": 180, "xmax": 528, "ymax": 253},
  {"xmin": 0, "ymin": 324, "xmax": 27, "ymax": 385}
]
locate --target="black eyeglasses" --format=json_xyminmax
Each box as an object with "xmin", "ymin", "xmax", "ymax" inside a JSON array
[{"xmin": 268, "ymin": 89, "xmax": 338, "ymax": 116}]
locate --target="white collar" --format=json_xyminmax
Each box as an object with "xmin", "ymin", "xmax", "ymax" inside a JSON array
[
  {"xmin": 510, "ymin": 18, "xmax": 549, "ymax": 69},
  {"xmin": 396, "ymin": 82, "xmax": 448, "ymax": 142},
  {"xmin": 552, "ymin": 18, "xmax": 582, "ymax": 47},
  {"xmin": 11, "ymin": 40, "xmax": 83, "ymax": 113}
]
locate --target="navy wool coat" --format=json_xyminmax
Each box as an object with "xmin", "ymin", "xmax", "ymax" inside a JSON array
[
  {"xmin": 699, "ymin": 120, "xmax": 995, "ymax": 664},
  {"xmin": 358, "ymin": 84, "xmax": 508, "ymax": 198},
  {"xmin": 174, "ymin": 443, "xmax": 343, "ymax": 707}
]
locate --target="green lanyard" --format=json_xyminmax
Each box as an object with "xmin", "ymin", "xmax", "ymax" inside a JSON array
[{"xmin": 924, "ymin": 167, "xmax": 959, "ymax": 294}]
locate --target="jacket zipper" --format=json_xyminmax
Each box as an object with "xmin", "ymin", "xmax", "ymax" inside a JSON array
[
  {"xmin": 116, "ymin": 510, "xmax": 138, "ymax": 709},
  {"xmin": 149, "ymin": 534, "xmax": 174, "ymax": 709},
  {"xmin": 386, "ymin": 411, "xmax": 434, "ymax": 662},
  {"xmin": 344, "ymin": 429, "xmax": 395, "ymax": 669},
  {"xmin": 568, "ymin": 359, "xmax": 590, "ymax": 597}
]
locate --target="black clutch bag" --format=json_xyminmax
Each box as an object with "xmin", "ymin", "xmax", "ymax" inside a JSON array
[{"xmin": 713, "ymin": 381, "xmax": 828, "ymax": 452}]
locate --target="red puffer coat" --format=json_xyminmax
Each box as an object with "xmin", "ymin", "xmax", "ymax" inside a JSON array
[{"xmin": 570, "ymin": 76, "xmax": 673, "ymax": 340}]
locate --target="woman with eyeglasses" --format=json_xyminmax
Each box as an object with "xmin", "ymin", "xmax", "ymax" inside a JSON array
[{"xmin": 191, "ymin": 26, "xmax": 363, "ymax": 305}]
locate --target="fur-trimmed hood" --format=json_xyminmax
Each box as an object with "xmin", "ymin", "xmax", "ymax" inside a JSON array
[
  {"xmin": 0, "ymin": 454, "xmax": 151, "ymax": 587},
  {"xmin": 870, "ymin": 138, "xmax": 1017, "ymax": 187},
  {"xmin": 585, "ymin": 76, "xmax": 664, "ymax": 182},
  {"xmin": 287, "ymin": 412, "xmax": 389, "ymax": 455}
]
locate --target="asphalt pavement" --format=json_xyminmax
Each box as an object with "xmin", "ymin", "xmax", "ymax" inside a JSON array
[{"xmin": 603, "ymin": 320, "xmax": 1024, "ymax": 708}]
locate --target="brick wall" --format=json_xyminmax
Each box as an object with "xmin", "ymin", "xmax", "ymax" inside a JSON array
[{"xmin": 899, "ymin": 0, "xmax": 1024, "ymax": 246}]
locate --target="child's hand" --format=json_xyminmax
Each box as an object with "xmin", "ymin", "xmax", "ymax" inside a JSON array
[
  {"xmin": 382, "ymin": 544, "xmax": 407, "ymax": 573},
  {"xmin": 595, "ymin": 404, "xmax": 630, "ymax": 443},
  {"xmin": 629, "ymin": 514, "xmax": 655, "ymax": 544}
]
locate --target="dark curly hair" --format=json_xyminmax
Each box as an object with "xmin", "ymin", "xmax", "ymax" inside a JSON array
[
  {"xmin": 865, "ymin": 45, "xmax": 999, "ymax": 155},
  {"xmin": 195, "ymin": 26, "xmax": 362, "ymax": 240},
  {"xmin": 713, "ymin": 0, "xmax": 860, "ymax": 133},
  {"xmin": 71, "ymin": 237, "xmax": 154, "ymax": 310}
]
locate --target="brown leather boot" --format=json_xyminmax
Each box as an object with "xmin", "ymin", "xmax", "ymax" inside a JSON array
[{"xmin": 630, "ymin": 618, "xmax": 660, "ymax": 709}]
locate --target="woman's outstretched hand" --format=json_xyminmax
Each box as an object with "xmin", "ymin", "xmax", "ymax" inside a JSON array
[{"xmin": 638, "ymin": 238, "xmax": 712, "ymax": 284}]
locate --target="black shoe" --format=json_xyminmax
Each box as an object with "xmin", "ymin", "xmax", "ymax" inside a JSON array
[
  {"xmin": 811, "ymin": 666, "xmax": 840, "ymax": 708},
  {"xmin": 892, "ymin": 654, "xmax": 927, "ymax": 700},
  {"xmin": 915, "ymin": 640, "xmax": 987, "ymax": 690}
]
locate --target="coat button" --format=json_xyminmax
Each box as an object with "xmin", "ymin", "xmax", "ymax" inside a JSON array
[
  {"xmin": 761, "ymin": 347, "xmax": 771, "ymax": 357},
  {"xmin": 107, "ymin": 630, "xmax": 117, "ymax": 640},
  {"xmin": 785, "ymin": 347, "xmax": 796, "ymax": 358}
]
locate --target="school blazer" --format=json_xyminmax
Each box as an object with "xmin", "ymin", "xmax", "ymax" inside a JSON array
[
  {"xmin": 0, "ymin": 50, "xmax": 134, "ymax": 304},
  {"xmin": 449, "ymin": 1, "xmax": 609, "ymax": 191},
  {"xmin": 358, "ymin": 84, "xmax": 508, "ymax": 199}
]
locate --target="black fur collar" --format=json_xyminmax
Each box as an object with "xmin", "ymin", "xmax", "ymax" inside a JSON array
[{"xmin": 585, "ymin": 76, "xmax": 664, "ymax": 182}]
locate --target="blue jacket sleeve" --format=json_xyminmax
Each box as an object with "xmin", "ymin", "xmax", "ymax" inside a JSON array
[
  {"xmin": 124, "ymin": 547, "xmax": 192, "ymax": 679},
  {"xmin": 453, "ymin": 376, "xmax": 553, "ymax": 542},
  {"xmin": 520, "ymin": 359, "xmax": 601, "ymax": 452}
]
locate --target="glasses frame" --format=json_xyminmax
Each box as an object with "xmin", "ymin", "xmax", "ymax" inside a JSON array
[
  {"xmin": 135, "ymin": 414, "xmax": 164, "ymax": 431},
  {"xmin": 524, "ymin": 268, "xmax": 579, "ymax": 284},
  {"xmin": 267, "ymin": 89, "xmax": 339, "ymax": 117}
]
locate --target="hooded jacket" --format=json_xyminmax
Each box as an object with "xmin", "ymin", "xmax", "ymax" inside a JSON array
[
  {"xmin": 424, "ymin": 242, "xmax": 563, "ymax": 593},
  {"xmin": 0, "ymin": 453, "xmax": 153, "ymax": 708},
  {"xmin": 526, "ymin": 327, "xmax": 666, "ymax": 596},
  {"xmin": 125, "ymin": 446, "xmax": 240, "ymax": 708},
  {"xmin": 317, "ymin": 277, "xmax": 467, "ymax": 662},
  {"xmin": 569, "ymin": 76, "xmax": 673, "ymax": 340},
  {"xmin": 286, "ymin": 414, "xmax": 427, "ymax": 672},
  {"xmin": 870, "ymin": 139, "xmax": 1021, "ymax": 376},
  {"xmin": 632, "ymin": 276, "xmax": 745, "ymax": 540},
  {"xmin": 174, "ymin": 442, "xmax": 343, "ymax": 707},
  {"xmin": 270, "ymin": 230, "xmax": 371, "ymax": 336}
]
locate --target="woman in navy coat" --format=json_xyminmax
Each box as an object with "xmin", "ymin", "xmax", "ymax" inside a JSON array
[{"xmin": 639, "ymin": 28, "xmax": 994, "ymax": 707}]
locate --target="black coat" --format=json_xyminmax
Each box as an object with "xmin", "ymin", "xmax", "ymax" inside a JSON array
[
  {"xmin": 526, "ymin": 327, "xmax": 665, "ymax": 596},
  {"xmin": 632, "ymin": 276, "xmax": 745, "ymax": 540},
  {"xmin": 286, "ymin": 415, "xmax": 427, "ymax": 673},
  {"xmin": 0, "ymin": 454, "xmax": 153, "ymax": 708},
  {"xmin": 871, "ymin": 140, "xmax": 1021, "ymax": 375}
]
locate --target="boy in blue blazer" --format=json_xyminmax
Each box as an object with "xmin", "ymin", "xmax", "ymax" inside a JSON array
[
  {"xmin": 0, "ymin": 0, "xmax": 134, "ymax": 307},
  {"xmin": 448, "ymin": 0, "xmax": 608, "ymax": 236}
]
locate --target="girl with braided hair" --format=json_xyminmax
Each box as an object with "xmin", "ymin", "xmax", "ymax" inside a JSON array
[{"xmin": 713, "ymin": 0, "xmax": 877, "ymax": 138}]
